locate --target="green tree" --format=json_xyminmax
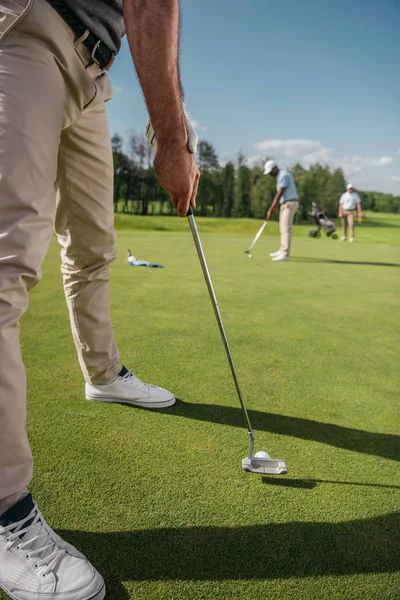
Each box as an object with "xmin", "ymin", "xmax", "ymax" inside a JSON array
[
  {"xmin": 111, "ymin": 134, "xmax": 400, "ymax": 219},
  {"xmin": 222, "ymin": 162, "xmax": 235, "ymax": 217},
  {"xmin": 234, "ymin": 165, "xmax": 252, "ymax": 217},
  {"xmin": 250, "ymin": 172, "xmax": 276, "ymax": 219},
  {"xmin": 196, "ymin": 140, "xmax": 221, "ymax": 216}
]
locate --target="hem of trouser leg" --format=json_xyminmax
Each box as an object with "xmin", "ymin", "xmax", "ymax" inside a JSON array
[
  {"xmin": 0, "ymin": 464, "xmax": 33, "ymax": 499},
  {"xmin": 88, "ymin": 362, "xmax": 123, "ymax": 385},
  {"xmin": 0, "ymin": 486, "xmax": 30, "ymax": 511}
]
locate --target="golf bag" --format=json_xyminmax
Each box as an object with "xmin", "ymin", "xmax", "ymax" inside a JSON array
[{"xmin": 309, "ymin": 203, "xmax": 338, "ymax": 239}]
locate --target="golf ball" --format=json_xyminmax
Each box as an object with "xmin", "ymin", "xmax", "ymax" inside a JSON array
[
  {"xmin": 248, "ymin": 254, "xmax": 252, "ymax": 258},
  {"xmin": 254, "ymin": 451, "xmax": 270, "ymax": 459}
]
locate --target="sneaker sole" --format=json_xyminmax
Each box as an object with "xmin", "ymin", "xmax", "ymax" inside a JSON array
[
  {"xmin": 86, "ymin": 394, "xmax": 176, "ymax": 408},
  {"xmin": 0, "ymin": 582, "xmax": 105, "ymax": 600}
]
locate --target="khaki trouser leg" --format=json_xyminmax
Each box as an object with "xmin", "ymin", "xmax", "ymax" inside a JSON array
[
  {"xmin": 279, "ymin": 201, "xmax": 299, "ymax": 256},
  {"xmin": 342, "ymin": 210, "xmax": 354, "ymax": 239},
  {"xmin": 0, "ymin": 0, "xmax": 109, "ymax": 499},
  {"xmin": 347, "ymin": 211, "xmax": 355, "ymax": 238},
  {"xmin": 55, "ymin": 89, "xmax": 121, "ymax": 385},
  {"xmin": 341, "ymin": 216, "xmax": 347, "ymax": 239}
]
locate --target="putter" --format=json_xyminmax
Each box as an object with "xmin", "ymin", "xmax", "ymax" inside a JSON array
[
  {"xmin": 187, "ymin": 207, "xmax": 287, "ymax": 475},
  {"xmin": 245, "ymin": 220, "xmax": 268, "ymax": 258}
]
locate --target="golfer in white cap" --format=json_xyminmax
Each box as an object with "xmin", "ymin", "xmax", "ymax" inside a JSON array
[
  {"xmin": 264, "ymin": 160, "xmax": 299, "ymax": 261},
  {"xmin": 339, "ymin": 184, "xmax": 362, "ymax": 242}
]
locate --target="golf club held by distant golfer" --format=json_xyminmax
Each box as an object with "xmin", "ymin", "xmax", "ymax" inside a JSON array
[{"xmin": 245, "ymin": 220, "xmax": 268, "ymax": 258}]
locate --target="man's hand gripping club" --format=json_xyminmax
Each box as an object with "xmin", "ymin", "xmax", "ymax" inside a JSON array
[{"xmin": 146, "ymin": 112, "xmax": 200, "ymax": 216}]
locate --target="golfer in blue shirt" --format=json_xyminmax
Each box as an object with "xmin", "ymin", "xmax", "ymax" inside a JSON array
[{"xmin": 265, "ymin": 160, "xmax": 299, "ymax": 261}]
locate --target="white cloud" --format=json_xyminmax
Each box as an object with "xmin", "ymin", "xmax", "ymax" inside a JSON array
[
  {"xmin": 303, "ymin": 148, "xmax": 332, "ymax": 166},
  {"xmin": 378, "ymin": 156, "xmax": 393, "ymax": 166},
  {"xmin": 245, "ymin": 155, "xmax": 265, "ymax": 168},
  {"xmin": 397, "ymin": 147, "xmax": 400, "ymax": 155},
  {"xmin": 187, "ymin": 114, "xmax": 207, "ymax": 133},
  {"xmin": 113, "ymin": 85, "xmax": 124, "ymax": 93},
  {"xmin": 254, "ymin": 138, "xmax": 326, "ymax": 157},
  {"xmin": 251, "ymin": 138, "xmax": 398, "ymax": 193},
  {"xmin": 254, "ymin": 139, "xmax": 392, "ymax": 171},
  {"xmin": 254, "ymin": 139, "xmax": 333, "ymax": 168},
  {"xmin": 391, "ymin": 176, "xmax": 400, "ymax": 182},
  {"xmin": 339, "ymin": 156, "xmax": 393, "ymax": 173}
]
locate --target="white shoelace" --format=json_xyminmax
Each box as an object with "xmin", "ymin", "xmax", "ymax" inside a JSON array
[
  {"xmin": 3, "ymin": 505, "xmax": 66, "ymax": 577},
  {"xmin": 121, "ymin": 371, "xmax": 154, "ymax": 392}
]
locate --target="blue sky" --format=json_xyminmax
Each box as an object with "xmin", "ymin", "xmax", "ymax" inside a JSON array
[{"xmin": 107, "ymin": 0, "xmax": 400, "ymax": 194}]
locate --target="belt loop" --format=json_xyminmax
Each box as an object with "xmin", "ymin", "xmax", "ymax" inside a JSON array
[{"xmin": 75, "ymin": 28, "xmax": 90, "ymax": 46}]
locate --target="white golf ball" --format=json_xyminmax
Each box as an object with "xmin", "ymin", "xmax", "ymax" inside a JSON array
[
  {"xmin": 248, "ymin": 254, "xmax": 252, "ymax": 258},
  {"xmin": 254, "ymin": 451, "xmax": 270, "ymax": 459}
]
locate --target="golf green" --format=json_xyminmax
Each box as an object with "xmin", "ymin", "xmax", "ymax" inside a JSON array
[{"xmin": 2, "ymin": 214, "xmax": 399, "ymax": 600}]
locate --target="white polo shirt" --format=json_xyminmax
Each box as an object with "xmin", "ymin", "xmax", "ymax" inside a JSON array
[{"xmin": 340, "ymin": 191, "xmax": 361, "ymax": 211}]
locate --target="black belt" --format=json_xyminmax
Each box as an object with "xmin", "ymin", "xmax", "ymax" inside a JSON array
[{"xmin": 47, "ymin": 0, "xmax": 115, "ymax": 70}]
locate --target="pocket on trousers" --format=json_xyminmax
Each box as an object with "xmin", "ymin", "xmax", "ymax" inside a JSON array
[{"xmin": 0, "ymin": 0, "xmax": 32, "ymax": 41}]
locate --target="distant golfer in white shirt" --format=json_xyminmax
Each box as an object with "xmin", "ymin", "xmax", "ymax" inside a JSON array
[
  {"xmin": 264, "ymin": 160, "xmax": 299, "ymax": 261},
  {"xmin": 339, "ymin": 184, "xmax": 362, "ymax": 242}
]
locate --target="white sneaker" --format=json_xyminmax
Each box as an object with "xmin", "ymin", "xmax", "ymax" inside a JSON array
[
  {"xmin": 349, "ymin": 237, "xmax": 354, "ymax": 243},
  {"xmin": 86, "ymin": 366, "xmax": 175, "ymax": 408},
  {"xmin": 340, "ymin": 236, "xmax": 346, "ymax": 242},
  {"xmin": 272, "ymin": 253, "xmax": 289, "ymax": 262},
  {"xmin": 270, "ymin": 250, "xmax": 281, "ymax": 257},
  {"xmin": 0, "ymin": 494, "xmax": 105, "ymax": 600}
]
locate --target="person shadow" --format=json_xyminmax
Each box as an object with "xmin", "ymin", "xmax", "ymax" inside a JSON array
[
  {"xmin": 165, "ymin": 400, "xmax": 400, "ymax": 463},
  {"xmin": 56, "ymin": 402, "xmax": 399, "ymax": 598},
  {"xmin": 292, "ymin": 257, "xmax": 400, "ymax": 267},
  {"xmin": 58, "ymin": 510, "xmax": 400, "ymax": 599}
]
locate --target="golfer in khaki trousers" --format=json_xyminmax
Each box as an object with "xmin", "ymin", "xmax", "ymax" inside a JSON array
[
  {"xmin": 339, "ymin": 183, "xmax": 362, "ymax": 242},
  {"xmin": 0, "ymin": 0, "xmax": 199, "ymax": 598},
  {"xmin": 264, "ymin": 160, "xmax": 299, "ymax": 261}
]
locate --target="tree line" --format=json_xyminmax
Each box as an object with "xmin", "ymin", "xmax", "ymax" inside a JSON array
[{"xmin": 112, "ymin": 134, "xmax": 400, "ymax": 219}]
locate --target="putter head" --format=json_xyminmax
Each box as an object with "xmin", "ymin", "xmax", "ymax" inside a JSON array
[{"xmin": 242, "ymin": 455, "xmax": 288, "ymax": 475}]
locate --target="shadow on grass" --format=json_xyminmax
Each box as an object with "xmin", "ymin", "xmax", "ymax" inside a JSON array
[
  {"xmin": 293, "ymin": 257, "xmax": 400, "ymax": 267},
  {"xmin": 262, "ymin": 477, "xmax": 400, "ymax": 490},
  {"xmin": 59, "ymin": 512, "xmax": 400, "ymax": 598},
  {"xmin": 167, "ymin": 401, "xmax": 400, "ymax": 462},
  {"xmin": 358, "ymin": 218, "xmax": 399, "ymax": 229}
]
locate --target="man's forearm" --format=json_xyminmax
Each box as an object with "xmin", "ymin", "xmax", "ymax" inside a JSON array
[
  {"xmin": 124, "ymin": 0, "xmax": 186, "ymax": 145},
  {"xmin": 271, "ymin": 194, "xmax": 281, "ymax": 210}
]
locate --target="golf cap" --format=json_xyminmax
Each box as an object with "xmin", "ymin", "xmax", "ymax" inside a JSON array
[
  {"xmin": 347, "ymin": 183, "xmax": 354, "ymax": 189},
  {"xmin": 264, "ymin": 159, "xmax": 277, "ymax": 175}
]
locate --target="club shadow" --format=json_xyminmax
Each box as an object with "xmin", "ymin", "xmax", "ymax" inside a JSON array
[
  {"xmin": 167, "ymin": 400, "xmax": 400, "ymax": 463},
  {"xmin": 58, "ymin": 511, "xmax": 400, "ymax": 599},
  {"xmin": 292, "ymin": 257, "xmax": 400, "ymax": 267}
]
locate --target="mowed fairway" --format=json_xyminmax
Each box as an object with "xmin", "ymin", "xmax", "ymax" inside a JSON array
[{"xmin": 5, "ymin": 214, "xmax": 399, "ymax": 600}]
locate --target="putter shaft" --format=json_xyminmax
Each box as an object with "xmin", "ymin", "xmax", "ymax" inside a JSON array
[
  {"xmin": 246, "ymin": 220, "xmax": 268, "ymax": 254},
  {"xmin": 187, "ymin": 209, "xmax": 254, "ymax": 449}
]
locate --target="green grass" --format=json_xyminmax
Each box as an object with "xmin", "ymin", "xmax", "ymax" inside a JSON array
[
  {"xmin": 114, "ymin": 210, "xmax": 400, "ymax": 244},
  {"xmin": 3, "ymin": 214, "xmax": 399, "ymax": 600}
]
